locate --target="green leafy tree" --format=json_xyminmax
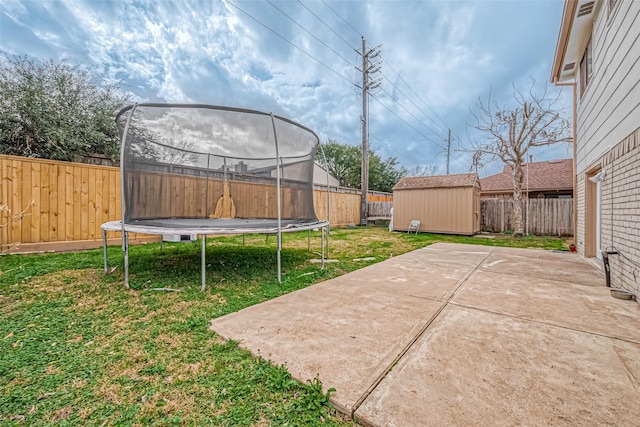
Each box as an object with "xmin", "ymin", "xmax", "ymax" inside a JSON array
[
  {"xmin": 0, "ymin": 55, "xmax": 129, "ymax": 162},
  {"xmin": 369, "ymin": 154, "xmax": 406, "ymax": 193},
  {"xmin": 317, "ymin": 139, "xmax": 361, "ymax": 188},
  {"xmin": 318, "ymin": 139, "xmax": 406, "ymax": 192}
]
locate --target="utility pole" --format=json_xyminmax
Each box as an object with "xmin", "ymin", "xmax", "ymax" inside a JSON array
[
  {"xmin": 359, "ymin": 37, "xmax": 381, "ymax": 226},
  {"xmin": 446, "ymin": 129, "xmax": 451, "ymax": 175}
]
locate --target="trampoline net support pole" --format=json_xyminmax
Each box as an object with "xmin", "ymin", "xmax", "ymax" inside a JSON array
[
  {"xmin": 277, "ymin": 232, "xmax": 282, "ymax": 284},
  {"xmin": 326, "ymin": 226, "xmax": 330, "ymax": 257},
  {"xmin": 110, "ymin": 104, "xmax": 326, "ymax": 291},
  {"xmin": 102, "ymin": 229, "xmax": 108, "ymax": 274},
  {"xmin": 318, "ymin": 141, "xmax": 331, "ymax": 259},
  {"xmin": 124, "ymin": 232, "xmax": 130, "ymax": 289},
  {"xmin": 201, "ymin": 235, "xmax": 207, "ymax": 292},
  {"xmin": 321, "ymin": 226, "xmax": 326, "ymax": 270},
  {"xmin": 271, "ymin": 113, "xmax": 283, "ymax": 285}
]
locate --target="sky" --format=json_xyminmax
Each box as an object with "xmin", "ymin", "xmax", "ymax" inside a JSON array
[{"xmin": 0, "ymin": 0, "xmax": 573, "ymax": 177}]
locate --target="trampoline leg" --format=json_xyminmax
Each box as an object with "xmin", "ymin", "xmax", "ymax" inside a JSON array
[
  {"xmin": 242, "ymin": 234, "xmax": 245, "ymax": 246},
  {"xmin": 124, "ymin": 232, "xmax": 130, "ymax": 289},
  {"xmin": 277, "ymin": 231, "xmax": 282, "ymax": 284},
  {"xmin": 307, "ymin": 229, "xmax": 311, "ymax": 252},
  {"xmin": 321, "ymin": 226, "xmax": 325, "ymax": 270},
  {"xmin": 102, "ymin": 229, "xmax": 108, "ymax": 274},
  {"xmin": 201, "ymin": 235, "xmax": 206, "ymax": 292}
]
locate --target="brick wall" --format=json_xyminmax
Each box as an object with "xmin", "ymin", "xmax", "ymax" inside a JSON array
[{"xmin": 591, "ymin": 128, "xmax": 640, "ymax": 295}]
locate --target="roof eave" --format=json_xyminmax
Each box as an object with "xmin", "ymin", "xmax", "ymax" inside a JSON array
[
  {"xmin": 481, "ymin": 187, "xmax": 573, "ymax": 194},
  {"xmin": 551, "ymin": 0, "xmax": 578, "ymax": 84}
]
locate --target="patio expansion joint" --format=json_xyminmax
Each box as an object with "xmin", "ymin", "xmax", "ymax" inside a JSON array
[
  {"xmin": 447, "ymin": 302, "xmax": 640, "ymax": 345},
  {"xmin": 477, "ymin": 265, "xmax": 606, "ymax": 287},
  {"xmin": 349, "ymin": 247, "xmax": 496, "ymax": 419}
]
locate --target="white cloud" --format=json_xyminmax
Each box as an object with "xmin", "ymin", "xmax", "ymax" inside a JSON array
[{"xmin": 1, "ymin": 0, "xmax": 568, "ymax": 176}]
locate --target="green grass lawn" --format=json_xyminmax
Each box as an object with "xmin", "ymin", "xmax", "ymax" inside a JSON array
[{"xmin": 0, "ymin": 228, "xmax": 568, "ymax": 426}]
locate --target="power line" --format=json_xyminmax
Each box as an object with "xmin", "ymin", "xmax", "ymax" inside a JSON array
[
  {"xmin": 266, "ymin": 0, "xmax": 355, "ymax": 68},
  {"xmin": 302, "ymin": 4, "xmax": 451, "ymax": 139},
  {"xmin": 297, "ymin": 0, "xmax": 358, "ymax": 52},
  {"xmin": 369, "ymin": 93, "xmax": 446, "ymax": 151},
  {"xmin": 380, "ymin": 54, "xmax": 451, "ymax": 133},
  {"xmin": 377, "ymin": 82, "xmax": 447, "ymax": 144},
  {"xmin": 320, "ymin": 0, "xmax": 364, "ymax": 39},
  {"xmin": 384, "ymin": 58, "xmax": 451, "ymax": 133},
  {"xmin": 227, "ymin": 0, "xmax": 354, "ymax": 86},
  {"xmin": 369, "ymin": 133, "xmax": 422, "ymax": 166},
  {"xmin": 378, "ymin": 70, "xmax": 448, "ymax": 140},
  {"xmin": 229, "ymin": 0, "xmax": 453, "ymax": 164}
]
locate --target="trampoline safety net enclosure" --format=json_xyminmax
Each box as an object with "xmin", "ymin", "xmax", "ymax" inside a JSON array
[{"xmin": 101, "ymin": 103, "xmax": 329, "ymax": 290}]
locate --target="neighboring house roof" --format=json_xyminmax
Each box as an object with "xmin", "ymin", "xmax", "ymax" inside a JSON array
[
  {"xmin": 393, "ymin": 173, "xmax": 478, "ymax": 191},
  {"xmin": 480, "ymin": 159, "xmax": 573, "ymax": 194},
  {"xmin": 313, "ymin": 162, "xmax": 339, "ymax": 187},
  {"xmin": 249, "ymin": 160, "xmax": 339, "ymax": 186}
]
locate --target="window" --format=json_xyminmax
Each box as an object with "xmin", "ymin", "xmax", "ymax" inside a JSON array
[{"xmin": 580, "ymin": 36, "xmax": 593, "ymax": 97}]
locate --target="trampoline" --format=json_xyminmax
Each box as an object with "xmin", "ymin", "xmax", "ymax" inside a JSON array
[{"xmin": 101, "ymin": 103, "xmax": 330, "ymax": 290}]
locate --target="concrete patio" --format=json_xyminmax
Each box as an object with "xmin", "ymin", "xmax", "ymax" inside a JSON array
[{"xmin": 209, "ymin": 243, "xmax": 640, "ymax": 426}]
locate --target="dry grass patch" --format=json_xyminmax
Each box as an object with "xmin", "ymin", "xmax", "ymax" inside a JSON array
[
  {"xmin": 155, "ymin": 332, "xmax": 190, "ymax": 351},
  {"xmin": 47, "ymin": 405, "xmax": 73, "ymax": 422},
  {"xmin": 28, "ymin": 269, "xmax": 103, "ymax": 295},
  {"xmin": 96, "ymin": 381, "xmax": 125, "ymax": 405},
  {"xmin": 71, "ymin": 378, "xmax": 87, "ymax": 389},
  {"xmin": 138, "ymin": 390, "xmax": 195, "ymax": 419},
  {"xmin": 76, "ymin": 407, "xmax": 92, "ymax": 420},
  {"xmin": 167, "ymin": 360, "xmax": 204, "ymax": 381},
  {"xmin": 45, "ymin": 365, "xmax": 62, "ymax": 375}
]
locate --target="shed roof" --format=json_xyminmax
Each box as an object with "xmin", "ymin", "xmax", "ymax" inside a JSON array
[
  {"xmin": 393, "ymin": 173, "xmax": 478, "ymax": 191},
  {"xmin": 479, "ymin": 159, "xmax": 573, "ymax": 193}
]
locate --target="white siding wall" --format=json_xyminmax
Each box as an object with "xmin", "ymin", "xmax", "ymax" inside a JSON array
[
  {"xmin": 575, "ymin": 174, "xmax": 586, "ymax": 255},
  {"xmin": 313, "ymin": 163, "xmax": 339, "ymax": 187},
  {"xmin": 572, "ymin": 0, "xmax": 640, "ymax": 295},
  {"xmin": 575, "ymin": 0, "xmax": 640, "ymax": 174}
]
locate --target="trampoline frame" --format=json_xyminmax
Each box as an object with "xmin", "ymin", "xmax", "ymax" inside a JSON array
[
  {"xmin": 102, "ymin": 103, "xmax": 332, "ymax": 290},
  {"xmin": 101, "ymin": 219, "xmax": 329, "ymax": 291}
]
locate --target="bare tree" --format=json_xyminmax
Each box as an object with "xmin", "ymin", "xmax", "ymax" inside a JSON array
[
  {"xmin": 470, "ymin": 79, "xmax": 571, "ymax": 236},
  {"xmin": 407, "ymin": 164, "xmax": 439, "ymax": 176}
]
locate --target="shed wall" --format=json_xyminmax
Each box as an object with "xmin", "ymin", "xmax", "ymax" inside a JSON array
[{"xmin": 393, "ymin": 186, "xmax": 479, "ymax": 235}]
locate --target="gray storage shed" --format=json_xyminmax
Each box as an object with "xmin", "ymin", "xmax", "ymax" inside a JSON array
[{"xmin": 392, "ymin": 173, "xmax": 480, "ymax": 235}]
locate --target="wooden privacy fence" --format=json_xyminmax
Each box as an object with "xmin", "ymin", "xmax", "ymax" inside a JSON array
[
  {"xmin": 1, "ymin": 155, "xmax": 122, "ymax": 252},
  {"xmin": 0, "ymin": 155, "xmax": 378, "ymax": 252},
  {"xmin": 368, "ymin": 201, "xmax": 393, "ymax": 219},
  {"xmin": 481, "ymin": 198, "xmax": 573, "ymax": 236},
  {"xmin": 368, "ymin": 191, "xmax": 393, "ymax": 202}
]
